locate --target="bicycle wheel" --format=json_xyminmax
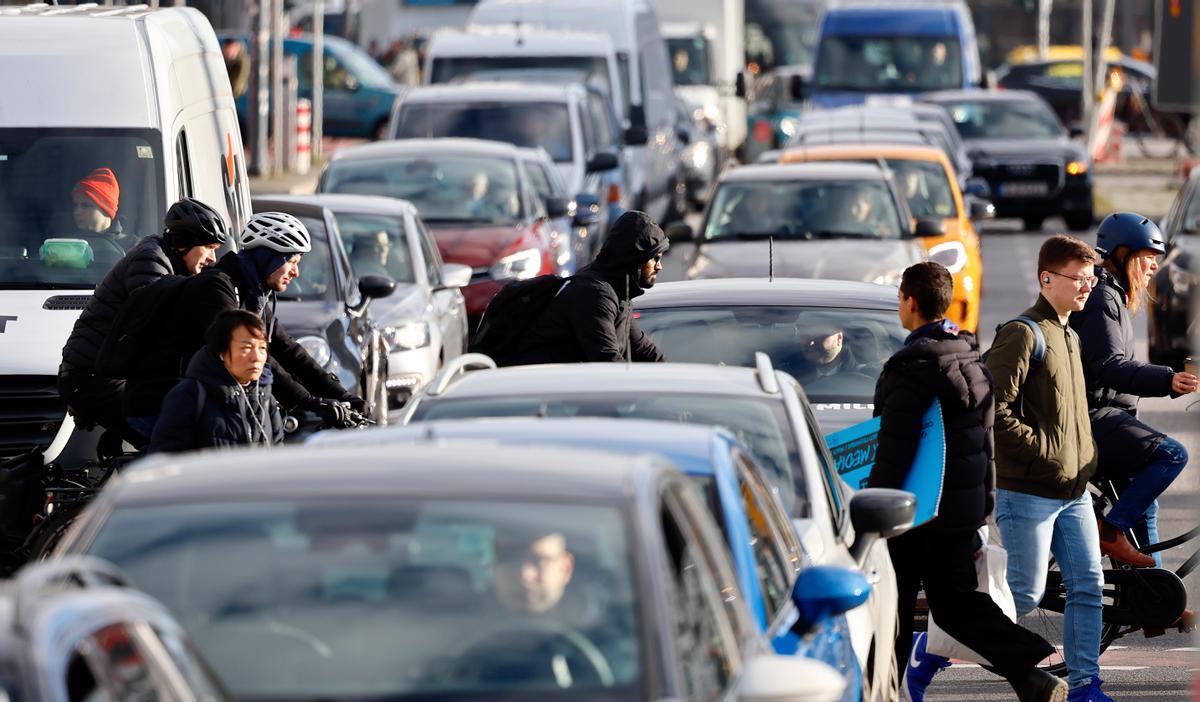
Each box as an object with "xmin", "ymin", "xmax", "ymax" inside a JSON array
[
  {"xmin": 26, "ymin": 502, "xmax": 85, "ymax": 561},
  {"xmin": 1021, "ymin": 556, "xmax": 1125, "ymax": 677}
]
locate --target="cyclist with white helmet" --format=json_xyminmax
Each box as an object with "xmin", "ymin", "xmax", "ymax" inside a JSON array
[{"xmin": 124, "ymin": 212, "xmax": 367, "ymax": 437}]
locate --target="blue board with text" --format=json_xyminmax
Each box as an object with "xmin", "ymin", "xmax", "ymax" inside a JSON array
[{"xmin": 824, "ymin": 399, "xmax": 946, "ymax": 527}]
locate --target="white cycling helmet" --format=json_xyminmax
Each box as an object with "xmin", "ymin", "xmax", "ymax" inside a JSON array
[{"xmin": 240, "ymin": 212, "xmax": 312, "ymax": 254}]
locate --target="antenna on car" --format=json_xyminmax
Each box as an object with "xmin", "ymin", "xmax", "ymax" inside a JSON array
[{"xmin": 768, "ymin": 236, "xmax": 774, "ymax": 282}]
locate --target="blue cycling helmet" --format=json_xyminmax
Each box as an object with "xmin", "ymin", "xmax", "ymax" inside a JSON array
[{"xmin": 1094, "ymin": 212, "xmax": 1166, "ymax": 259}]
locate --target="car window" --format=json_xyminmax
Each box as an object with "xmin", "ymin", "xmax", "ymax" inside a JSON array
[
  {"xmin": 393, "ymin": 102, "xmax": 575, "ymax": 163},
  {"xmin": 523, "ymin": 160, "xmax": 554, "ymax": 202},
  {"xmin": 587, "ymin": 93, "xmax": 619, "ymax": 148},
  {"xmin": 85, "ymin": 499, "xmax": 644, "ymax": 700},
  {"xmin": 413, "ymin": 217, "xmax": 442, "ymax": 286},
  {"xmin": 703, "ymin": 180, "xmax": 905, "ymax": 240},
  {"xmin": 942, "ymin": 99, "xmax": 1064, "ymax": 140},
  {"xmin": 667, "ymin": 36, "xmax": 713, "ymax": 86},
  {"xmin": 412, "ymin": 393, "xmax": 805, "ymax": 516},
  {"xmin": 885, "ymin": 158, "xmax": 958, "ymax": 219},
  {"xmin": 636, "ymin": 305, "xmax": 906, "ymax": 405},
  {"xmin": 733, "ymin": 450, "xmax": 799, "ymax": 620},
  {"xmin": 660, "ymin": 488, "xmax": 740, "ymax": 702},
  {"xmin": 332, "ymin": 212, "xmax": 417, "ymax": 284},
  {"xmin": 798, "ymin": 385, "xmax": 850, "ymax": 532},
  {"xmin": 274, "ymin": 215, "xmax": 335, "ymax": 302},
  {"xmin": 1182, "ymin": 185, "xmax": 1200, "ymax": 236}
]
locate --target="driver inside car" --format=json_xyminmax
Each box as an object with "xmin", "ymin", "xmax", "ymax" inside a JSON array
[{"xmin": 791, "ymin": 323, "xmax": 870, "ymax": 387}]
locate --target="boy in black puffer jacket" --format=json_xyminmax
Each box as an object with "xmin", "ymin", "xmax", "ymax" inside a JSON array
[
  {"xmin": 149, "ymin": 310, "xmax": 283, "ymax": 454},
  {"xmin": 868, "ymin": 262, "xmax": 1064, "ymax": 702}
]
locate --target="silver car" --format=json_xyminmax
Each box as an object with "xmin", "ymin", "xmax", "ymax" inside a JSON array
[{"xmin": 264, "ymin": 194, "xmax": 471, "ymax": 410}]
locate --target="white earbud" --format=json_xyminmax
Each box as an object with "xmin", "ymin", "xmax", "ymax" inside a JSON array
[{"xmin": 1043, "ymin": 276, "xmax": 1051, "ymax": 285}]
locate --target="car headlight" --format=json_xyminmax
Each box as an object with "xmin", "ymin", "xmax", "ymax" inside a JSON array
[
  {"xmin": 384, "ymin": 322, "xmax": 431, "ymax": 351},
  {"xmin": 1169, "ymin": 265, "xmax": 1193, "ymax": 295},
  {"xmin": 688, "ymin": 141, "xmax": 712, "ymax": 170},
  {"xmin": 871, "ymin": 271, "xmax": 903, "ymax": 287},
  {"xmin": 489, "ymin": 247, "xmax": 542, "ymax": 281},
  {"xmin": 778, "ymin": 117, "xmax": 799, "ymax": 138},
  {"xmin": 1066, "ymin": 161, "xmax": 1089, "ymax": 176},
  {"xmin": 297, "ymin": 335, "xmax": 332, "ymax": 368},
  {"xmin": 928, "ymin": 241, "xmax": 968, "ymax": 274}
]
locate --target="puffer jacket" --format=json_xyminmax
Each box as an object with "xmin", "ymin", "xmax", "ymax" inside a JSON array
[
  {"xmin": 867, "ymin": 322, "xmax": 994, "ymax": 532},
  {"xmin": 1069, "ymin": 267, "xmax": 1176, "ymax": 470},
  {"xmin": 510, "ymin": 212, "xmax": 669, "ymax": 364},
  {"xmin": 147, "ymin": 347, "xmax": 284, "ymax": 453},
  {"xmin": 985, "ymin": 295, "xmax": 1097, "ymax": 500},
  {"xmin": 60, "ymin": 234, "xmax": 183, "ymax": 375}
]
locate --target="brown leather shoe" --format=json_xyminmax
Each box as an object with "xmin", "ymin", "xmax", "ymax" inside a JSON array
[{"xmin": 1097, "ymin": 518, "xmax": 1156, "ymax": 567}]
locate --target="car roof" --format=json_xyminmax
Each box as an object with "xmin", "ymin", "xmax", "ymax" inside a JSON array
[
  {"xmin": 779, "ymin": 143, "xmax": 951, "ymax": 168},
  {"xmin": 328, "ymin": 137, "xmax": 522, "ymax": 164},
  {"xmin": 720, "ymin": 162, "xmax": 887, "ymax": 183},
  {"xmin": 400, "ymin": 81, "xmax": 581, "ymax": 104},
  {"xmin": 420, "ymin": 362, "xmax": 779, "ymax": 400},
  {"xmin": 106, "ymin": 443, "xmax": 667, "ymax": 506},
  {"xmin": 634, "ymin": 278, "xmax": 899, "ymax": 310},
  {"xmin": 430, "ymin": 25, "xmax": 616, "ymax": 53},
  {"xmin": 264, "ymin": 193, "xmax": 419, "ymax": 217},
  {"xmin": 252, "ymin": 196, "xmax": 329, "ymax": 220},
  {"xmin": 790, "ymin": 131, "xmax": 929, "ymax": 147},
  {"xmin": 922, "ymin": 89, "xmax": 1042, "ymax": 104},
  {"xmin": 314, "ymin": 418, "xmax": 728, "ymax": 475}
]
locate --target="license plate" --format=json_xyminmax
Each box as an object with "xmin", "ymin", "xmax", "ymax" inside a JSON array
[{"xmin": 1000, "ymin": 181, "xmax": 1049, "ymax": 197}]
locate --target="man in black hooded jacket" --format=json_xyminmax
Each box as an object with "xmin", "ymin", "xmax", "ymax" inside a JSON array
[
  {"xmin": 868, "ymin": 263, "xmax": 1063, "ymax": 702},
  {"xmin": 509, "ymin": 211, "xmax": 668, "ymax": 364}
]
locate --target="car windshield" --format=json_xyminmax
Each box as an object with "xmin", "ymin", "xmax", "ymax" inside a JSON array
[
  {"xmin": 322, "ymin": 156, "xmax": 523, "ymax": 225},
  {"xmin": 703, "ymin": 180, "xmax": 904, "ymax": 240},
  {"xmin": 745, "ymin": 0, "xmax": 823, "ymax": 69},
  {"xmin": 634, "ymin": 305, "xmax": 906, "ymax": 404},
  {"xmin": 431, "ymin": 56, "xmax": 616, "ymax": 110},
  {"xmin": 942, "ymin": 99, "xmax": 1064, "ymax": 140},
  {"xmin": 884, "ymin": 159, "xmax": 957, "ymax": 218},
  {"xmin": 330, "ymin": 42, "xmax": 395, "ymax": 90},
  {"xmin": 412, "ymin": 394, "xmax": 804, "ymax": 515},
  {"xmin": 1181, "ymin": 188, "xmax": 1200, "ymax": 234},
  {"xmin": 85, "ymin": 498, "xmax": 643, "ymax": 701},
  {"xmin": 275, "ymin": 216, "xmax": 336, "ymax": 302},
  {"xmin": 815, "ymin": 36, "xmax": 963, "ymax": 92},
  {"xmin": 393, "ymin": 102, "xmax": 574, "ymax": 163},
  {"xmin": 333, "ymin": 212, "xmax": 417, "ymax": 284},
  {"xmin": 0, "ymin": 128, "xmax": 166, "ymax": 289},
  {"xmin": 667, "ymin": 37, "xmax": 712, "ymax": 86}
]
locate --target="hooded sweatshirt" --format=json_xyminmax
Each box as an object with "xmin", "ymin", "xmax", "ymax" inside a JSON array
[
  {"xmin": 147, "ymin": 347, "xmax": 284, "ymax": 454},
  {"xmin": 510, "ymin": 211, "xmax": 669, "ymax": 364},
  {"xmin": 867, "ymin": 321, "xmax": 995, "ymax": 532}
]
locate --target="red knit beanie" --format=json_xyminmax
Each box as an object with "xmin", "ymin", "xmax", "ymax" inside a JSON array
[{"xmin": 72, "ymin": 168, "xmax": 120, "ymax": 219}]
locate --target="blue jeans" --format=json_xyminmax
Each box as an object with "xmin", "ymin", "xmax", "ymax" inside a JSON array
[
  {"xmin": 996, "ymin": 489, "xmax": 1104, "ymax": 689},
  {"xmin": 1105, "ymin": 436, "xmax": 1188, "ymax": 567},
  {"xmin": 126, "ymin": 414, "xmax": 158, "ymax": 441}
]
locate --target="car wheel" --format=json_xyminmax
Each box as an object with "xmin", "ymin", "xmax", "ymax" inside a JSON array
[
  {"xmin": 1021, "ymin": 216, "xmax": 1045, "ymax": 231},
  {"xmin": 1064, "ymin": 211, "xmax": 1094, "ymax": 232}
]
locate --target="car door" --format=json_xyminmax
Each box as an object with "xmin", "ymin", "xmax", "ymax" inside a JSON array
[
  {"xmin": 298, "ymin": 47, "xmax": 359, "ymax": 136},
  {"xmin": 328, "ymin": 212, "xmax": 377, "ymax": 396},
  {"xmin": 413, "ymin": 214, "xmax": 466, "ymax": 359}
]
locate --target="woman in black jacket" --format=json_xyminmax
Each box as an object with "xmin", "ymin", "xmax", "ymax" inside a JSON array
[
  {"xmin": 148, "ymin": 310, "xmax": 283, "ymax": 454},
  {"xmin": 1070, "ymin": 213, "xmax": 1197, "ymax": 570}
]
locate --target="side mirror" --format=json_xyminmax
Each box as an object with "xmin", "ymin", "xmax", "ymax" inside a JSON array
[
  {"xmin": 790, "ymin": 565, "xmax": 871, "ymax": 635},
  {"xmin": 1068, "ymin": 123, "xmax": 1085, "ymax": 139},
  {"xmin": 437, "ymin": 263, "xmax": 472, "ymax": 290},
  {"xmin": 913, "ymin": 217, "xmax": 946, "ymax": 237},
  {"xmin": 848, "ymin": 488, "xmax": 915, "ymax": 564},
  {"xmin": 665, "ymin": 222, "xmax": 694, "ymax": 242},
  {"xmin": 740, "ymin": 655, "xmax": 846, "ymax": 702},
  {"xmin": 735, "ymin": 71, "xmax": 748, "ymax": 99},
  {"xmin": 963, "ymin": 177, "xmax": 991, "ymax": 199},
  {"xmin": 677, "ymin": 128, "xmax": 692, "ymax": 146},
  {"xmin": 787, "ymin": 74, "xmax": 808, "ymax": 102},
  {"xmin": 625, "ymin": 105, "xmax": 649, "ymax": 145},
  {"xmin": 586, "ymin": 151, "xmax": 620, "ymax": 173},
  {"xmin": 967, "ymin": 196, "xmax": 996, "ymax": 221},
  {"xmin": 573, "ymin": 193, "xmax": 601, "ymax": 226},
  {"xmin": 358, "ymin": 274, "xmax": 396, "ymax": 299},
  {"xmin": 544, "ymin": 195, "xmax": 575, "ymax": 219}
]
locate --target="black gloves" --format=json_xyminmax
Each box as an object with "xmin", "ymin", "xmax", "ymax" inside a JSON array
[
  {"xmin": 312, "ymin": 399, "xmax": 352, "ymax": 429},
  {"xmin": 344, "ymin": 395, "xmax": 373, "ymax": 419}
]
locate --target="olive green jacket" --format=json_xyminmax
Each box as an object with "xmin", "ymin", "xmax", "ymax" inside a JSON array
[{"xmin": 985, "ymin": 295, "xmax": 1097, "ymax": 499}]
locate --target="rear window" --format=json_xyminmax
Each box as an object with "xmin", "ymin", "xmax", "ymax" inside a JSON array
[{"xmin": 393, "ymin": 102, "xmax": 574, "ymax": 163}]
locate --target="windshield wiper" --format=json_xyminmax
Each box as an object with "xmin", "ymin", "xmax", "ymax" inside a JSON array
[{"xmin": 808, "ymin": 229, "xmax": 883, "ymax": 240}]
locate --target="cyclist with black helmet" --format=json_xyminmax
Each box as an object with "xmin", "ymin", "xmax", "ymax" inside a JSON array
[
  {"xmin": 57, "ymin": 197, "xmax": 230, "ymax": 453},
  {"xmin": 1070, "ymin": 212, "xmax": 1197, "ymax": 573},
  {"xmin": 125, "ymin": 212, "xmax": 368, "ymax": 437}
]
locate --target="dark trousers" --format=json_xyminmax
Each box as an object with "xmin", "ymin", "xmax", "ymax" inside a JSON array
[
  {"xmin": 890, "ymin": 525, "xmax": 1054, "ymax": 684},
  {"xmin": 57, "ymin": 371, "xmax": 143, "ymax": 453}
]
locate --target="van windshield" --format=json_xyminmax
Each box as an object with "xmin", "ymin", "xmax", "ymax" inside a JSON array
[
  {"xmin": 815, "ymin": 36, "xmax": 963, "ymax": 92},
  {"xmin": 393, "ymin": 102, "xmax": 575, "ymax": 163},
  {"xmin": 745, "ymin": 0, "xmax": 823, "ymax": 69},
  {"xmin": 431, "ymin": 56, "xmax": 616, "ymax": 108},
  {"xmin": 0, "ymin": 128, "xmax": 165, "ymax": 289},
  {"xmin": 666, "ymin": 37, "xmax": 712, "ymax": 86}
]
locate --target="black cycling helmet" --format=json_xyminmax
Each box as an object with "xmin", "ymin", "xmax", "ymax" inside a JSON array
[
  {"xmin": 1094, "ymin": 211, "xmax": 1166, "ymax": 260},
  {"xmin": 163, "ymin": 198, "xmax": 231, "ymax": 248}
]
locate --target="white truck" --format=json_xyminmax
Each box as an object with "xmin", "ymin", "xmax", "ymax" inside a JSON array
[{"xmin": 0, "ymin": 5, "xmax": 252, "ymax": 467}]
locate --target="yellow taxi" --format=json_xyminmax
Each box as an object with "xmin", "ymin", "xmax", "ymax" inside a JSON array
[{"xmin": 780, "ymin": 144, "xmax": 985, "ymax": 332}]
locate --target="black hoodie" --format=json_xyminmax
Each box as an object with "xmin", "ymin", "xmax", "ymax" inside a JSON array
[
  {"xmin": 867, "ymin": 323, "xmax": 995, "ymax": 532},
  {"xmin": 510, "ymin": 212, "xmax": 669, "ymax": 364},
  {"xmin": 148, "ymin": 347, "xmax": 284, "ymax": 454}
]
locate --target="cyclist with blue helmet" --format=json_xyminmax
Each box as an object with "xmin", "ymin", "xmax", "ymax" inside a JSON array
[{"xmin": 1069, "ymin": 213, "xmax": 1197, "ymax": 578}]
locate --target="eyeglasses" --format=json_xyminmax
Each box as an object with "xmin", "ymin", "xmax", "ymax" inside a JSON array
[{"xmin": 1048, "ymin": 270, "xmax": 1098, "ymax": 288}]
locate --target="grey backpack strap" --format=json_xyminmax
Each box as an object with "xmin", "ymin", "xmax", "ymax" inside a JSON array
[{"xmin": 1010, "ymin": 316, "xmax": 1046, "ymax": 369}]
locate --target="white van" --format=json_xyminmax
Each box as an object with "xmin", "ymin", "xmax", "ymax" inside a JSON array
[
  {"xmin": 0, "ymin": 5, "xmax": 252, "ymax": 466},
  {"xmin": 661, "ymin": 19, "xmax": 748, "ymax": 154},
  {"xmin": 469, "ymin": 0, "xmax": 680, "ymax": 223}
]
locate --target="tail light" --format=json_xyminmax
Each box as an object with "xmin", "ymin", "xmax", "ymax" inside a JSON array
[
  {"xmin": 753, "ymin": 119, "xmax": 774, "ymax": 144},
  {"xmin": 607, "ymin": 184, "xmax": 622, "ymax": 204}
]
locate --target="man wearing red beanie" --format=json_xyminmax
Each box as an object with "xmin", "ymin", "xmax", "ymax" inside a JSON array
[{"xmin": 71, "ymin": 167, "xmax": 132, "ymax": 251}]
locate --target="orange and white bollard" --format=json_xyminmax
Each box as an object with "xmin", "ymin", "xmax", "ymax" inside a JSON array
[{"xmin": 296, "ymin": 98, "xmax": 312, "ymax": 176}]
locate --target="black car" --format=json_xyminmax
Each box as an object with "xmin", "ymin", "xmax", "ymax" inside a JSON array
[
  {"xmin": 995, "ymin": 55, "xmax": 1156, "ymax": 130},
  {"xmin": 252, "ymin": 197, "xmax": 396, "ymax": 428},
  {"xmin": 1150, "ymin": 167, "xmax": 1198, "ymax": 368},
  {"xmin": 922, "ymin": 90, "xmax": 1093, "ymax": 231}
]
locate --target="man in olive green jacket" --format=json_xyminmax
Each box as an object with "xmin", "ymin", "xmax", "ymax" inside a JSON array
[{"xmin": 985, "ymin": 235, "xmax": 1108, "ymax": 702}]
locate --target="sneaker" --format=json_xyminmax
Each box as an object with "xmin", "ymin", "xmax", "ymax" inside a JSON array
[
  {"xmin": 1066, "ymin": 677, "xmax": 1114, "ymax": 702},
  {"xmin": 1014, "ymin": 668, "xmax": 1068, "ymax": 702},
  {"xmin": 903, "ymin": 633, "xmax": 951, "ymax": 702}
]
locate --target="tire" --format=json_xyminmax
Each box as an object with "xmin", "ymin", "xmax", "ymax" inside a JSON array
[
  {"xmin": 1064, "ymin": 211, "xmax": 1094, "ymax": 232},
  {"xmin": 26, "ymin": 503, "xmax": 85, "ymax": 562},
  {"xmin": 1022, "ymin": 217, "xmax": 1045, "ymax": 232}
]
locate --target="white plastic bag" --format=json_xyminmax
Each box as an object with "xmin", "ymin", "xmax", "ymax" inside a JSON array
[{"xmin": 926, "ymin": 526, "xmax": 1017, "ymax": 664}]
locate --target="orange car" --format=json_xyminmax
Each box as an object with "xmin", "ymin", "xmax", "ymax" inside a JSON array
[{"xmin": 779, "ymin": 144, "xmax": 986, "ymax": 332}]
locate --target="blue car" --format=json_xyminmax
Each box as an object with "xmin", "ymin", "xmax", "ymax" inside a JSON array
[
  {"xmin": 220, "ymin": 33, "xmax": 402, "ymax": 139},
  {"xmin": 309, "ymin": 417, "xmax": 869, "ymax": 701},
  {"xmin": 809, "ymin": 1, "xmax": 982, "ymax": 110}
]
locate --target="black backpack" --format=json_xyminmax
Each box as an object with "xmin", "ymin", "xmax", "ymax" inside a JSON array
[
  {"xmin": 469, "ymin": 275, "xmax": 570, "ymax": 366},
  {"xmin": 96, "ymin": 275, "xmax": 192, "ymax": 379}
]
